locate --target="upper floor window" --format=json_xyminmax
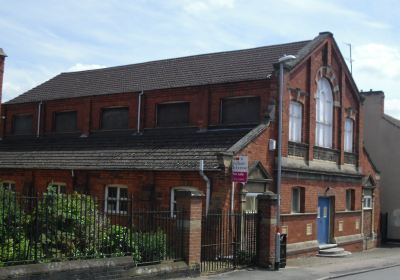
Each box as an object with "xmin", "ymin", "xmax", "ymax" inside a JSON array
[
  {"xmin": 101, "ymin": 107, "xmax": 129, "ymax": 130},
  {"xmin": 221, "ymin": 96, "xmax": 260, "ymax": 125},
  {"xmin": 315, "ymin": 78, "xmax": 333, "ymax": 148},
  {"xmin": 346, "ymin": 189, "xmax": 355, "ymax": 211},
  {"xmin": 48, "ymin": 182, "xmax": 66, "ymax": 194},
  {"xmin": 289, "ymin": 101, "xmax": 302, "ymax": 142},
  {"xmin": 105, "ymin": 185, "xmax": 128, "ymax": 214},
  {"xmin": 13, "ymin": 115, "xmax": 33, "ymax": 135},
  {"xmin": 1, "ymin": 181, "xmax": 16, "ymax": 192},
  {"xmin": 291, "ymin": 187, "xmax": 305, "ymax": 213},
  {"xmin": 54, "ymin": 111, "xmax": 77, "ymax": 133},
  {"xmin": 344, "ymin": 118, "xmax": 354, "ymax": 153},
  {"xmin": 156, "ymin": 102, "xmax": 189, "ymax": 127},
  {"xmin": 363, "ymin": 189, "xmax": 372, "ymax": 209}
]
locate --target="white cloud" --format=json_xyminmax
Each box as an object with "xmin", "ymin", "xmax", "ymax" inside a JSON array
[
  {"xmin": 353, "ymin": 43, "xmax": 400, "ymax": 119},
  {"xmin": 353, "ymin": 43, "xmax": 400, "ymax": 79},
  {"xmin": 67, "ymin": 63, "xmax": 106, "ymax": 72},
  {"xmin": 385, "ymin": 98, "xmax": 400, "ymax": 119},
  {"xmin": 182, "ymin": 0, "xmax": 235, "ymax": 13}
]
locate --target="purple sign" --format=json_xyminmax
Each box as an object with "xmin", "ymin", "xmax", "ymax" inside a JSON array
[{"xmin": 232, "ymin": 156, "xmax": 248, "ymax": 183}]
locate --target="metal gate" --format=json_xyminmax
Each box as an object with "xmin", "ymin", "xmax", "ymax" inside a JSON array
[{"xmin": 200, "ymin": 211, "xmax": 258, "ymax": 273}]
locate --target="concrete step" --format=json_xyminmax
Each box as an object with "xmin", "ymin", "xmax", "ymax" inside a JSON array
[
  {"xmin": 317, "ymin": 246, "xmax": 351, "ymax": 258},
  {"xmin": 319, "ymin": 247, "xmax": 345, "ymax": 254},
  {"xmin": 319, "ymin": 243, "xmax": 338, "ymax": 250}
]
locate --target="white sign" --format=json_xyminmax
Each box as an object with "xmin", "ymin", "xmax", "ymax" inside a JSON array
[{"xmin": 232, "ymin": 156, "xmax": 248, "ymax": 183}]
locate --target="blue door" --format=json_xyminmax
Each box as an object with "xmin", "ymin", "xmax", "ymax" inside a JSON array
[{"xmin": 317, "ymin": 197, "xmax": 330, "ymax": 244}]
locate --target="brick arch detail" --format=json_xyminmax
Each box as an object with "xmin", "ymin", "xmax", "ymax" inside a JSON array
[{"xmin": 315, "ymin": 66, "xmax": 340, "ymax": 104}]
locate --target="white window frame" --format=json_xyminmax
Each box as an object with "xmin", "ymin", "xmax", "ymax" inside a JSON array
[
  {"xmin": 170, "ymin": 186, "xmax": 199, "ymax": 217},
  {"xmin": 48, "ymin": 182, "xmax": 66, "ymax": 194},
  {"xmin": 1, "ymin": 181, "xmax": 16, "ymax": 192},
  {"xmin": 244, "ymin": 192, "xmax": 262, "ymax": 213},
  {"xmin": 315, "ymin": 78, "xmax": 333, "ymax": 148},
  {"xmin": 344, "ymin": 118, "xmax": 354, "ymax": 153},
  {"xmin": 289, "ymin": 101, "xmax": 302, "ymax": 143},
  {"xmin": 363, "ymin": 189, "xmax": 373, "ymax": 209},
  {"xmin": 105, "ymin": 185, "xmax": 128, "ymax": 214}
]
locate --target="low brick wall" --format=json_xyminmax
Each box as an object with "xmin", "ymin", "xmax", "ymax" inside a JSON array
[{"xmin": 0, "ymin": 257, "xmax": 198, "ymax": 280}]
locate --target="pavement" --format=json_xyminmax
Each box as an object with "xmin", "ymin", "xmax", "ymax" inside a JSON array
[{"xmin": 177, "ymin": 245, "xmax": 400, "ymax": 280}]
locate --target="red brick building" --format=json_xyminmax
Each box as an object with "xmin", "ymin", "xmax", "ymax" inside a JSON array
[{"xmin": 0, "ymin": 32, "xmax": 379, "ymax": 256}]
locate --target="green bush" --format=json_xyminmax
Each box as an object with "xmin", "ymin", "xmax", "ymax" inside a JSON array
[
  {"xmin": 0, "ymin": 189, "xmax": 32, "ymax": 265},
  {"xmin": 100, "ymin": 225, "xmax": 140, "ymax": 261},
  {"xmin": 34, "ymin": 187, "xmax": 108, "ymax": 260},
  {"xmin": 0, "ymin": 187, "xmax": 169, "ymax": 266},
  {"xmin": 133, "ymin": 230, "xmax": 167, "ymax": 263}
]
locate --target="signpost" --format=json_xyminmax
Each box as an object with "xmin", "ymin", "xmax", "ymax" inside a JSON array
[
  {"xmin": 231, "ymin": 156, "xmax": 248, "ymax": 212},
  {"xmin": 232, "ymin": 155, "xmax": 248, "ymax": 183}
]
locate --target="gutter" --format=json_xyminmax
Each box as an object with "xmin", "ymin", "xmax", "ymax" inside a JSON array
[
  {"xmin": 199, "ymin": 160, "xmax": 211, "ymax": 215},
  {"xmin": 137, "ymin": 90, "xmax": 144, "ymax": 133},
  {"xmin": 36, "ymin": 101, "xmax": 43, "ymax": 138}
]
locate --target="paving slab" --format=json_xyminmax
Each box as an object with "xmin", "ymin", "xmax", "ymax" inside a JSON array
[{"xmin": 172, "ymin": 245, "xmax": 400, "ymax": 280}]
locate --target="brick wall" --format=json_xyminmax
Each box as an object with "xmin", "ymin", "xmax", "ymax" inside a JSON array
[{"xmin": 1, "ymin": 79, "xmax": 274, "ymax": 137}]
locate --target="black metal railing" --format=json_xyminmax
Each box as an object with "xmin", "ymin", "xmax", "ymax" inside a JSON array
[
  {"xmin": 200, "ymin": 211, "xmax": 257, "ymax": 273},
  {"xmin": 0, "ymin": 188, "xmax": 183, "ymax": 267},
  {"xmin": 288, "ymin": 142, "xmax": 308, "ymax": 158}
]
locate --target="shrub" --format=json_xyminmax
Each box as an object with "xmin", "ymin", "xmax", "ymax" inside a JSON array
[
  {"xmin": 34, "ymin": 187, "xmax": 107, "ymax": 260},
  {"xmin": 133, "ymin": 230, "xmax": 167, "ymax": 264},
  {"xmin": 0, "ymin": 189, "xmax": 32, "ymax": 264}
]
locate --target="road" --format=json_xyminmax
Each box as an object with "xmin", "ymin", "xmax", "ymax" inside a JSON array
[{"xmin": 336, "ymin": 265, "xmax": 400, "ymax": 280}]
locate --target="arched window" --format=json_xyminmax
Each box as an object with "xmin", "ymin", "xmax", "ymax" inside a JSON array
[
  {"xmin": 344, "ymin": 118, "xmax": 354, "ymax": 152},
  {"xmin": 289, "ymin": 101, "xmax": 302, "ymax": 142},
  {"xmin": 315, "ymin": 78, "xmax": 333, "ymax": 148}
]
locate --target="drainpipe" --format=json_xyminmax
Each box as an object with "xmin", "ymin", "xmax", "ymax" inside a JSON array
[
  {"xmin": 199, "ymin": 160, "xmax": 210, "ymax": 215},
  {"xmin": 36, "ymin": 101, "xmax": 43, "ymax": 138},
  {"xmin": 137, "ymin": 90, "xmax": 144, "ymax": 133}
]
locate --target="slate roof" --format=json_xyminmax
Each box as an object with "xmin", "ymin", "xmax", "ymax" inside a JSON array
[
  {"xmin": 383, "ymin": 114, "xmax": 400, "ymax": 129},
  {"xmin": 6, "ymin": 33, "xmax": 331, "ymax": 104},
  {"xmin": 0, "ymin": 128, "xmax": 256, "ymax": 171}
]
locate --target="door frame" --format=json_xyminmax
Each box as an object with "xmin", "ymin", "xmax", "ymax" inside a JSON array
[{"xmin": 317, "ymin": 195, "xmax": 335, "ymax": 244}]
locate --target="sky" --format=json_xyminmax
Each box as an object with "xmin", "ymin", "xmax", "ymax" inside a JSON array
[{"xmin": 1, "ymin": 0, "xmax": 400, "ymax": 118}]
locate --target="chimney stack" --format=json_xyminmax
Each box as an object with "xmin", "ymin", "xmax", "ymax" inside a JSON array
[{"xmin": 0, "ymin": 48, "xmax": 6, "ymax": 109}]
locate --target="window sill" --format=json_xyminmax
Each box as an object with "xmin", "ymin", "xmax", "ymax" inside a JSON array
[
  {"xmin": 281, "ymin": 212, "xmax": 317, "ymax": 217},
  {"xmin": 106, "ymin": 211, "xmax": 128, "ymax": 215},
  {"xmin": 336, "ymin": 210, "xmax": 362, "ymax": 214},
  {"xmin": 363, "ymin": 208, "xmax": 373, "ymax": 211}
]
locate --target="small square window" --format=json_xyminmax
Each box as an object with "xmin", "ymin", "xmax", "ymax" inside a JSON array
[
  {"xmin": 105, "ymin": 185, "xmax": 128, "ymax": 214},
  {"xmin": 1, "ymin": 181, "xmax": 16, "ymax": 192},
  {"xmin": 13, "ymin": 115, "xmax": 33, "ymax": 135},
  {"xmin": 101, "ymin": 107, "xmax": 129, "ymax": 130},
  {"xmin": 48, "ymin": 183, "xmax": 67, "ymax": 194},
  {"xmin": 221, "ymin": 96, "xmax": 260, "ymax": 125},
  {"xmin": 54, "ymin": 111, "xmax": 78, "ymax": 133},
  {"xmin": 156, "ymin": 102, "xmax": 190, "ymax": 127}
]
